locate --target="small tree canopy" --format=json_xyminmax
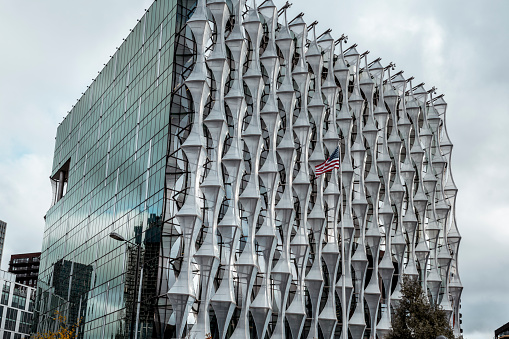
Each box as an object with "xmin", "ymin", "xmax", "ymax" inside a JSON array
[
  {"xmin": 386, "ymin": 276, "xmax": 455, "ymax": 339},
  {"xmin": 33, "ymin": 311, "xmax": 80, "ymax": 339}
]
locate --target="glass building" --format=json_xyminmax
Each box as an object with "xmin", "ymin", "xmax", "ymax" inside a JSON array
[
  {"xmin": 0, "ymin": 270, "xmax": 35, "ymax": 339},
  {"xmin": 0, "ymin": 220, "xmax": 7, "ymax": 264},
  {"xmin": 36, "ymin": 0, "xmax": 192, "ymax": 337},
  {"xmin": 36, "ymin": 0, "xmax": 462, "ymax": 338}
]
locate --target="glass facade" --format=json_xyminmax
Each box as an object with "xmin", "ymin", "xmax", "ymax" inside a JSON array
[
  {"xmin": 0, "ymin": 271, "xmax": 34, "ymax": 339},
  {"xmin": 35, "ymin": 0, "xmax": 195, "ymax": 338},
  {"xmin": 36, "ymin": 0, "xmax": 463, "ymax": 338}
]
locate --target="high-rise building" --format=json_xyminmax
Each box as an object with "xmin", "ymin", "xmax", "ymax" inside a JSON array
[
  {"xmin": 0, "ymin": 270, "xmax": 35, "ymax": 339},
  {"xmin": 35, "ymin": 0, "xmax": 462, "ymax": 338},
  {"xmin": 0, "ymin": 220, "xmax": 7, "ymax": 264},
  {"xmin": 496, "ymin": 322, "xmax": 509, "ymax": 339},
  {"xmin": 8, "ymin": 253, "xmax": 41, "ymax": 288}
]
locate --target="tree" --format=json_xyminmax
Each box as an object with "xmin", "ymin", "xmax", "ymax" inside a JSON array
[
  {"xmin": 386, "ymin": 275, "xmax": 455, "ymax": 339},
  {"xmin": 33, "ymin": 311, "xmax": 80, "ymax": 339}
]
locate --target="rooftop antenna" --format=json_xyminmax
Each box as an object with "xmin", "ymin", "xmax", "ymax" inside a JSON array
[
  {"xmin": 361, "ymin": 51, "xmax": 373, "ymax": 78},
  {"xmin": 405, "ymin": 77, "xmax": 415, "ymax": 89},
  {"xmin": 317, "ymin": 28, "xmax": 332, "ymax": 40},
  {"xmin": 428, "ymin": 87, "xmax": 438, "ymax": 109},
  {"xmin": 360, "ymin": 50, "xmax": 370, "ymax": 58},
  {"xmin": 383, "ymin": 62, "xmax": 396, "ymax": 85},
  {"xmin": 277, "ymin": 2, "xmax": 291, "ymax": 16},
  {"xmin": 431, "ymin": 93, "xmax": 445, "ymax": 102},
  {"xmin": 367, "ymin": 57, "xmax": 381, "ymax": 68},
  {"xmin": 343, "ymin": 43, "xmax": 358, "ymax": 54},
  {"xmin": 390, "ymin": 70, "xmax": 404, "ymax": 80},
  {"xmin": 406, "ymin": 82, "xmax": 425, "ymax": 95},
  {"xmin": 334, "ymin": 33, "xmax": 348, "ymax": 46},
  {"xmin": 288, "ymin": 12, "xmax": 304, "ymax": 25},
  {"xmin": 335, "ymin": 34, "xmax": 348, "ymax": 64},
  {"xmin": 408, "ymin": 78, "xmax": 416, "ymax": 100},
  {"xmin": 307, "ymin": 20, "xmax": 318, "ymax": 31},
  {"xmin": 404, "ymin": 76, "xmax": 415, "ymax": 97},
  {"xmin": 359, "ymin": 51, "xmax": 370, "ymax": 74},
  {"xmin": 378, "ymin": 66, "xmax": 386, "ymax": 103}
]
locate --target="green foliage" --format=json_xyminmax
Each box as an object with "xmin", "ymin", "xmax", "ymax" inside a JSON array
[{"xmin": 386, "ymin": 275, "xmax": 455, "ymax": 339}]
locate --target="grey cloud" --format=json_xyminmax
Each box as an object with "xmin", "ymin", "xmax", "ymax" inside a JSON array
[{"xmin": 1, "ymin": 0, "xmax": 507, "ymax": 338}]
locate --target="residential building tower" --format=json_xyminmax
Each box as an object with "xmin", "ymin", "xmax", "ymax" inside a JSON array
[{"xmin": 8, "ymin": 253, "xmax": 40, "ymax": 288}]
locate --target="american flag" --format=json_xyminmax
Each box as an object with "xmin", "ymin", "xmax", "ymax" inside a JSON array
[{"xmin": 315, "ymin": 146, "xmax": 340, "ymax": 175}]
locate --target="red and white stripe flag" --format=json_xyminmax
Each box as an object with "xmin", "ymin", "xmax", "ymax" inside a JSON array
[{"xmin": 315, "ymin": 146, "xmax": 340, "ymax": 175}]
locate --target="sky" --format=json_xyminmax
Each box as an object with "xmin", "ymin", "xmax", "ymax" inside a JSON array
[{"xmin": 0, "ymin": 0, "xmax": 508, "ymax": 338}]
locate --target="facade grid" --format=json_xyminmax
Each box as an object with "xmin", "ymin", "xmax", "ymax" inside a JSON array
[
  {"xmin": 0, "ymin": 271, "xmax": 35, "ymax": 339},
  {"xmin": 35, "ymin": 0, "xmax": 462, "ymax": 338},
  {"xmin": 8, "ymin": 253, "xmax": 41, "ymax": 288}
]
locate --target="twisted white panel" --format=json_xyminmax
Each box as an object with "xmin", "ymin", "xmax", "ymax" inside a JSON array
[{"xmin": 164, "ymin": 1, "xmax": 463, "ymax": 337}]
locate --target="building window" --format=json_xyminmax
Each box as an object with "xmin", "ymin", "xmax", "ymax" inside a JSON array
[
  {"xmin": 18, "ymin": 311, "xmax": 31, "ymax": 334},
  {"xmin": 3, "ymin": 331, "xmax": 11, "ymax": 339},
  {"xmin": 5, "ymin": 308, "xmax": 18, "ymax": 331},
  {"xmin": 12, "ymin": 285, "xmax": 26, "ymax": 310},
  {"xmin": 2, "ymin": 281, "xmax": 10, "ymax": 305},
  {"xmin": 51, "ymin": 159, "xmax": 71, "ymax": 204},
  {"xmin": 28, "ymin": 292, "xmax": 35, "ymax": 313}
]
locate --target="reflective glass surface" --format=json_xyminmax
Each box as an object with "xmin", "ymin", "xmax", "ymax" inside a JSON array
[{"xmin": 36, "ymin": 1, "xmax": 181, "ymax": 337}]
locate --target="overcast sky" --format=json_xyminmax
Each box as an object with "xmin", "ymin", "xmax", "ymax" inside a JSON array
[{"xmin": 0, "ymin": 0, "xmax": 507, "ymax": 338}]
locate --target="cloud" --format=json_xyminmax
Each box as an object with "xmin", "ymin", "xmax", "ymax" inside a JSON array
[
  {"xmin": 0, "ymin": 0, "xmax": 507, "ymax": 337},
  {"xmin": 0, "ymin": 0, "xmax": 152, "ymax": 264},
  {"xmin": 0, "ymin": 154, "xmax": 51, "ymax": 268}
]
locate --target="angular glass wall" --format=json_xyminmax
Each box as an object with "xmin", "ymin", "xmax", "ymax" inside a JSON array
[{"xmin": 36, "ymin": 0, "xmax": 181, "ymax": 337}]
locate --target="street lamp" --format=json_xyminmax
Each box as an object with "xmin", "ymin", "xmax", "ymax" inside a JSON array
[
  {"xmin": 109, "ymin": 232, "xmax": 140, "ymax": 339},
  {"xmin": 109, "ymin": 232, "xmax": 126, "ymax": 242}
]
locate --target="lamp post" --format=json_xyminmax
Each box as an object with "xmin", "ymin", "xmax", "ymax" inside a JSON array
[{"xmin": 109, "ymin": 232, "xmax": 140, "ymax": 339}]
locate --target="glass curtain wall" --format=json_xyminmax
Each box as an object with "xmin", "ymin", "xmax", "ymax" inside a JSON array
[{"xmin": 36, "ymin": 0, "xmax": 183, "ymax": 338}]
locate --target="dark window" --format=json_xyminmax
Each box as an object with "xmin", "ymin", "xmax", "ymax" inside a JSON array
[
  {"xmin": 12, "ymin": 286, "xmax": 26, "ymax": 310},
  {"xmin": 18, "ymin": 311, "xmax": 31, "ymax": 334},
  {"xmin": 5, "ymin": 307, "xmax": 18, "ymax": 331},
  {"xmin": 51, "ymin": 158, "xmax": 71, "ymax": 203},
  {"xmin": 1, "ymin": 281, "xmax": 10, "ymax": 305}
]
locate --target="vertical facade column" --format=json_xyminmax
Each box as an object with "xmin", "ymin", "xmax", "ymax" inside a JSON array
[
  {"xmin": 334, "ymin": 38, "xmax": 355, "ymax": 339},
  {"xmin": 306, "ymin": 27, "xmax": 327, "ymax": 339},
  {"xmin": 318, "ymin": 31, "xmax": 341, "ymax": 339},
  {"xmin": 361, "ymin": 56, "xmax": 382, "ymax": 339},
  {"xmin": 285, "ymin": 14, "xmax": 310, "ymax": 339},
  {"xmin": 167, "ymin": 0, "xmax": 210, "ymax": 337},
  {"xmin": 252, "ymin": 1, "xmax": 279, "ymax": 338},
  {"xmin": 347, "ymin": 46, "xmax": 368, "ymax": 339},
  {"xmin": 271, "ymin": 10, "xmax": 295, "ymax": 339}
]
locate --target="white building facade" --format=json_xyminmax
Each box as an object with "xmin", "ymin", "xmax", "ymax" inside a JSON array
[
  {"xmin": 0, "ymin": 271, "xmax": 34, "ymax": 339},
  {"xmin": 164, "ymin": 0, "xmax": 462, "ymax": 338},
  {"xmin": 35, "ymin": 0, "xmax": 462, "ymax": 337}
]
